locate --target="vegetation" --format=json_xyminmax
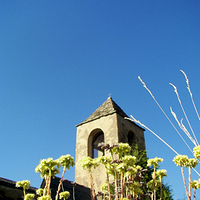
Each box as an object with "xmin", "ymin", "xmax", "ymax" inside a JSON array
[
  {"xmin": 16, "ymin": 180, "xmax": 33, "ymax": 200},
  {"xmin": 80, "ymin": 156, "xmax": 99, "ymax": 200},
  {"xmin": 16, "ymin": 143, "xmax": 172, "ymax": 200},
  {"xmin": 16, "ymin": 69, "xmax": 200, "ymax": 199},
  {"xmin": 16, "ymin": 154, "xmax": 74, "ymax": 200},
  {"xmin": 128, "ymin": 70, "xmax": 200, "ymax": 199},
  {"xmin": 80, "ymin": 142, "xmax": 172, "ymax": 200}
]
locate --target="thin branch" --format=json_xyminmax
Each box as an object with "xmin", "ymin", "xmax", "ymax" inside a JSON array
[
  {"xmin": 138, "ymin": 76, "xmax": 193, "ymax": 152},
  {"xmin": 169, "ymin": 83, "xmax": 199, "ymax": 146},
  {"xmin": 55, "ymin": 167, "xmax": 66, "ymax": 200},
  {"xmin": 126, "ymin": 116, "xmax": 200, "ymax": 177},
  {"xmin": 126, "ymin": 116, "xmax": 179, "ymax": 155},
  {"xmin": 170, "ymin": 107, "xmax": 196, "ymax": 148},
  {"xmin": 180, "ymin": 70, "xmax": 200, "ymax": 121},
  {"xmin": 181, "ymin": 167, "xmax": 190, "ymax": 200}
]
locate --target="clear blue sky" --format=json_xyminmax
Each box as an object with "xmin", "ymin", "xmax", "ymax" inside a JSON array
[{"xmin": 1, "ymin": 1, "xmax": 200, "ymax": 199}]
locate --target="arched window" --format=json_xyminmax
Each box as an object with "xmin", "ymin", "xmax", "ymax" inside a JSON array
[
  {"xmin": 128, "ymin": 130, "xmax": 137, "ymax": 148},
  {"xmin": 92, "ymin": 131, "xmax": 104, "ymax": 158},
  {"xmin": 88, "ymin": 129, "xmax": 104, "ymax": 158}
]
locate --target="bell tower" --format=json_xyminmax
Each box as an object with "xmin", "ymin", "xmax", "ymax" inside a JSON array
[{"xmin": 75, "ymin": 97, "xmax": 145, "ymax": 193}]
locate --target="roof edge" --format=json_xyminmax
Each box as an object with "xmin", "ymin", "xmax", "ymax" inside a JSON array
[{"xmin": 76, "ymin": 111, "xmax": 116, "ymax": 127}]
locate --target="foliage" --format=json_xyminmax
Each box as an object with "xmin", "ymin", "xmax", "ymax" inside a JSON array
[
  {"xmin": 59, "ymin": 191, "xmax": 70, "ymax": 200},
  {"xmin": 16, "ymin": 180, "xmax": 31, "ymax": 190},
  {"xmin": 80, "ymin": 156, "xmax": 100, "ymax": 200},
  {"xmin": 133, "ymin": 146, "xmax": 172, "ymax": 200},
  {"xmin": 24, "ymin": 194, "xmax": 35, "ymax": 200},
  {"xmin": 35, "ymin": 157, "xmax": 60, "ymax": 179},
  {"xmin": 36, "ymin": 188, "xmax": 44, "ymax": 196},
  {"xmin": 15, "ymin": 142, "xmax": 173, "ymax": 200},
  {"xmin": 37, "ymin": 196, "xmax": 51, "ymax": 200},
  {"xmin": 155, "ymin": 169, "xmax": 167, "ymax": 179},
  {"xmin": 191, "ymin": 180, "xmax": 200, "ymax": 190},
  {"xmin": 147, "ymin": 157, "xmax": 163, "ymax": 168},
  {"xmin": 16, "ymin": 180, "xmax": 35, "ymax": 199},
  {"xmin": 80, "ymin": 142, "xmax": 172, "ymax": 200},
  {"xmin": 193, "ymin": 146, "xmax": 200, "ymax": 160},
  {"xmin": 128, "ymin": 70, "xmax": 200, "ymax": 199},
  {"xmin": 112, "ymin": 143, "xmax": 131, "ymax": 158},
  {"xmin": 16, "ymin": 154, "xmax": 74, "ymax": 200},
  {"xmin": 57, "ymin": 154, "xmax": 75, "ymax": 170},
  {"xmin": 80, "ymin": 156, "xmax": 99, "ymax": 172},
  {"xmin": 16, "ymin": 180, "xmax": 31, "ymax": 197},
  {"xmin": 173, "ymin": 151, "xmax": 199, "ymax": 200}
]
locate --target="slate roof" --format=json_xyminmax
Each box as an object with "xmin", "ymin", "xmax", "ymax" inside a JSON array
[
  {"xmin": 0, "ymin": 177, "xmax": 37, "ymax": 200},
  {"xmin": 0, "ymin": 176, "xmax": 91, "ymax": 200},
  {"xmin": 77, "ymin": 97, "xmax": 129, "ymax": 126}
]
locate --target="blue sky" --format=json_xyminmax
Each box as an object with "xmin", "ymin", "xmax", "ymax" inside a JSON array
[{"xmin": 1, "ymin": 1, "xmax": 200, "ymax": 199}]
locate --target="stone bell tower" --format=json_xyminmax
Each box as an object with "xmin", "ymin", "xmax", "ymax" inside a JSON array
[{"xmin": 75, "ymin": 97, "xmax": 145, "ymax": 193}]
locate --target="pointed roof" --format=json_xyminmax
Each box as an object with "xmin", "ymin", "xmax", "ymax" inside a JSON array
[{"xmin": 77, "ymin": 97, "xmax": 128, "ymax": 126}]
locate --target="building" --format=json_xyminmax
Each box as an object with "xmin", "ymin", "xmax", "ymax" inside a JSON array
[
  {"xmin": 0, "ymin": 97, "xmax": 145, "ymax": 199},
  {"xmin": 0, "ymin": 177, "xmax": 37, "ymax": 200},
  {"xmin": 75, "ymin": 97, "xmax": 145, "ymax": 194}
]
